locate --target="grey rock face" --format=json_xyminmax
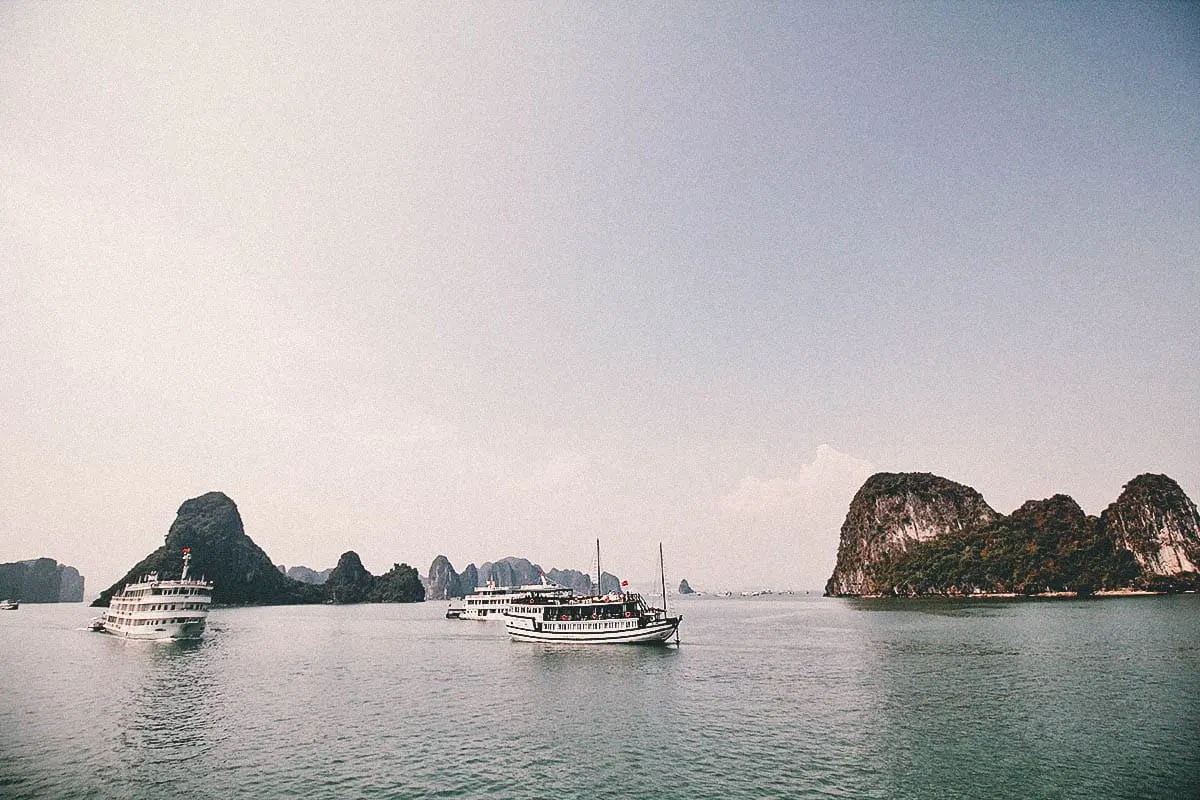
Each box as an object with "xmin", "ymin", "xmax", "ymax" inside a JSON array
[
  {"xmin": 0, "ymin": 558, "xmax": 85, "ymax": 603},
  {"xmin": 285, "ymin": 565, "xmax": 332, "ymax": 585},
  {"xmin": 427, "ymin": 555, "xmax": 620, "ymax": 598},
  {"xmin": 1100, "ymin": 474, "xmax": 1200, "ymax": 577},
  {"xmin": 58, "ymin": 565, "xmax": 85, "ymax": 601},
  {"xmin": 426, "ymin": 555, "xmax": 459, "ymax": 600},
  {"xmin": 825, "ymin": 473, "xmax": 999, "ymax": 596}
]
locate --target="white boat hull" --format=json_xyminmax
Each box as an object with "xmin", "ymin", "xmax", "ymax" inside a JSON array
[
  {"xmin": 97, "ymin": 618, "xmax": 207, "ymax": 641},
  {"xmin": 505, "ymin": 615, "xmax": 679, "ymax": 644},
  {"xmin": 458, "ymin": 608, "xmax": 506, "ymax": 621}
]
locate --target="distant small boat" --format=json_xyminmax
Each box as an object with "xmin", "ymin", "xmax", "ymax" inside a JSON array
[
  {"xmin": 92, "ymin": 549, "xmax": 213, "ymax": 641},
  {"xmin": 0, "ymin": 599, "xmax": 18, "ymax": 610}
]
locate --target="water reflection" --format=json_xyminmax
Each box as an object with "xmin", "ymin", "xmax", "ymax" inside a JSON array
[
  {"xmin": 107, "ymin": 639, "xmax": 220, "ymax": 794},
  {"xmin": 531, "ymin": 641, "xmax": 679, "ymax": 668},
  {"xmin": 848, "ymin": 596, "xmax": 1022, "ymax": 617}
]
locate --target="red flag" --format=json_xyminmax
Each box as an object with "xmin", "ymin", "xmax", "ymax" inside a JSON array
[
  {"xmin": 621, "ymin": 580, "xmax": 629, "ymax": 586},
  {"xmin": 183, "ymin": 547, "xmax": 190, "ymax": 554}
]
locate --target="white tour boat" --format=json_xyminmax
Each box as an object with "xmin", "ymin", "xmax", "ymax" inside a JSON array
[
  {"xmin": 504, "ymin": 590, "xmax": 681, "ymax": 644},
  {"xmin": 503, "ymin": 541, "xmax": 681, "ymax": 645},
  {"xmin": 0, "ymin": 599, "xmax": 18, "ymax": 610},
  {"xmin": 91, "ymin": 549, "xmax": 213, "ymax": 641},
  {"xmin": 449, "ymin": 574, "xmax": 574, "ymax": 620}
]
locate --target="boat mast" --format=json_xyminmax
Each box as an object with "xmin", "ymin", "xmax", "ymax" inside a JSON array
[
  {"xmin": 595, "ymin": 538, "xmax": 601, "ymax": 596},
  {"xmin": 659, "ymin": 542, "xmax": 667, "ymax": 615},
  {"xmin": 181, "ymin": 548, "xmax": 191, "ymax": 581}
]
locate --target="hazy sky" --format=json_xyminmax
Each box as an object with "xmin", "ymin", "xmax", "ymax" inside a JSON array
[{"xmin": 2, "ymin": 3, "xmax": 1197, "ymax": 594}]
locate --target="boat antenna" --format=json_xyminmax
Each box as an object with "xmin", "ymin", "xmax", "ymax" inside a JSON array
[
  {"xmin": 659, "ymin": 542, "xmax": 667, "ymax": 616},
  {"xmin": 660, "ymin": 542, "xmax": 679, "ymax": 645}
]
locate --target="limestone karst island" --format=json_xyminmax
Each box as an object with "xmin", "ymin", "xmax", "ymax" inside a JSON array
[
  {"xmin": 825, "ymin": 473, "xmax": 1200, "ymax": 598},
  {"xmin": 91, "ymin": 492, "xmax": 423, "ymax": 607},
  {"xmin": 84, "ymin": 472, "xmax": 1199, "ymax": 610}
]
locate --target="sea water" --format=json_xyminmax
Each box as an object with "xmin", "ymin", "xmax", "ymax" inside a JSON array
[{"xmin": 2, "ymin": 594, "xmax": 1197, "ymax": 799}]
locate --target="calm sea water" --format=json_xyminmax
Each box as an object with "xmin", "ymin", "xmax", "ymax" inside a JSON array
[{"xmin": 2, "ymin": 594, "xmax": 1197, "ymax": 799}]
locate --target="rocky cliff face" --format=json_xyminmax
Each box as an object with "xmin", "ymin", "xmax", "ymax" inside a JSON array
[
  {"xmin": 1100, "ymin": 474, "xmax": 1200, "ymax": 577},
  {"xmin": 0, "ymin": 558, "xmax": 85, "ymax": 602},
  {"xmin": 825, "ymin": 473, "xmax": 999, "ymax": 596},
  {"xmin": 547, "ymin": 567, "xmax": 622, "ymax": 594},
  {"xmin": 93, "ymin": 492, "xmax": 323, "ymax": 607},
  {"xmin": 58, "ymin": 565, "xmax": 85, "ymax": 601},
  {"xmin": 479, "ymin": 556, "xmax": 541, "ymax": 588},
  {"xmin": 426, "ymin": 555, "xmax": 462, "ymax": 600},
  {"xmin": 457, "ymin": 564, "xmax": 479, "ymax": 596}
]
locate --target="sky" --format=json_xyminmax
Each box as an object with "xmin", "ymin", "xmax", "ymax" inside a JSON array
[{"xmin": 2, "ymin": 2, "xmax": 1197, "ymax": 595}]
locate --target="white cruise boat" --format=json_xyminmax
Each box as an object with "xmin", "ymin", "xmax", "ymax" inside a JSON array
[
  {"xmin": 450, "ymin": 575, "xmax": 573, "ymax": 621},
  {"xmin": 91, "ymin": 549, "xmax": 213, "ymax": 641},
  {"xmin": 504, "ymin": 591, "xmax": 680, "ymax": 644}
]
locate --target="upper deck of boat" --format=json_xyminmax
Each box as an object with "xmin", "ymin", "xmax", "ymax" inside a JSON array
[{"xmin": 114, "ymin": 575, "xmax": 214, "ymax": 599}]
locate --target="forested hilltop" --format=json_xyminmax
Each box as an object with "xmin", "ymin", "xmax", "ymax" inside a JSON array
[{"xmin": 826, "ymin": 473, "xmax": 1200, "ymax": 597}]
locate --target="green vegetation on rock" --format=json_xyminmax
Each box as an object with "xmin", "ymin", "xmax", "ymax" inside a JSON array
[
  {"xmin": 879, "ymin": 495, "xmax": 1141, "ymax": 596},
  {"xmin": 369, "ymin": 562, "xmax": 424, "ymax": 603}
]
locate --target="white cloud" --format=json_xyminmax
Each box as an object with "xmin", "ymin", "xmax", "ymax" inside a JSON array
[
  {"xmin": 679, "ymin": 445, "xmax": 878, "ymax": 591},
  {"xmin": 721, "ymin": 444, "xmax": 875, "ymax": 517}
]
